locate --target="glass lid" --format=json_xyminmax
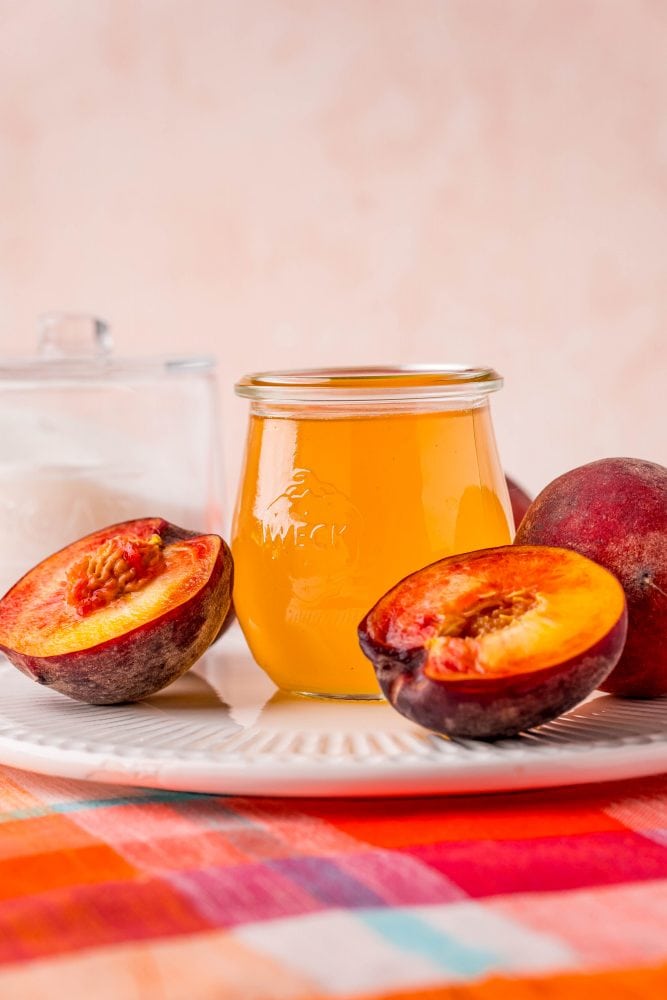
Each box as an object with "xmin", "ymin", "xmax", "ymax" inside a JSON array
[
  {"xmin": 0, "ymin": 314, "xmax": 214, "ymax": 381},
  {"xmin": 236, "ymin": 365, "xmax": 503, "ymax": 402}
]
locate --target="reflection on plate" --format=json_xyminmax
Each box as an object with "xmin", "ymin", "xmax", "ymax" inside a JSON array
[{"xmin": 0, "ymin": 627, "xmax": 665, "ymax": 797}]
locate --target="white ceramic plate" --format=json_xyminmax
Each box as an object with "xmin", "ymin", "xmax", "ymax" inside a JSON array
[{"xmin": 0, "ymin": 628, "xmax": 665, "ymax": 797}]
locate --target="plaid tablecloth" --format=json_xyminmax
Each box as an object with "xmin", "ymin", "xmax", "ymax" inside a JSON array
[{"xmin": 0, "ymin": 763, "xmax": 666, "ymax": 998}]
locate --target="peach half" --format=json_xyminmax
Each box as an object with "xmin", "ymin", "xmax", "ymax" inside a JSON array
[
  {"xmin": 0, "ymin": 518, "xmax": 233, "ymax": 704},
  {"xmin": 358, "ymin": 545, "xmax": 627, "ymax": 740}
]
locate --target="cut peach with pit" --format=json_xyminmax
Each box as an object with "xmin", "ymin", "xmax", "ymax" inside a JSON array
[
  {"xmin": 0, "ymin": 518, "xmax": 233, "ymax": 704},
  {"xmin": 358, "ymin": 545, "xmax": 627, "ymax": 740}
]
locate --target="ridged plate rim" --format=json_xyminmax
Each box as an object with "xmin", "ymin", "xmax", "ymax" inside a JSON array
[{"xmin": 0, "ymin": 634, "xmax": 665, "ymax": 798}]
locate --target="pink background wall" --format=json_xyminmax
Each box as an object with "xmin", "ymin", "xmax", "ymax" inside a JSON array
[{"xmin": 1, "ymin": 0, "xmax": 665, "ymax": 517}]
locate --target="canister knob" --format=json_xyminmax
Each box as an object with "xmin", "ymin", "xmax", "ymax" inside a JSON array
[{"xmin": 37, "ymin": 313, "xmax": 112, "ymax": 359}]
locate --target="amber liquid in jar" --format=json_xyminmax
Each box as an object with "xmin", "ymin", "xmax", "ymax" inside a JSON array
[{"xmin": 232, "ymin": 397, "xmax": 512, "ymax": 698}]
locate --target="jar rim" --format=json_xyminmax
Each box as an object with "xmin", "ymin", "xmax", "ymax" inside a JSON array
[
  {"xmin": 0, "ymin": 356, "xmax": 216, "ymax": 383},
  {"xmin": 0, "ymin": 313, "xmax": 216, "ymax": 382},
  {"xmin": 235, "ymin": 365, "xmax": 503, "ymax": 402}
]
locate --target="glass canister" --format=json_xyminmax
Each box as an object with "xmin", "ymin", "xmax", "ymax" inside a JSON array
[
  {"xmin": 232, "ymin": 366, "xmax": 513, "ymax": 699},
  {"xmin": 0, "ymin": 314, "xmax": 223, "ymax": 597}
]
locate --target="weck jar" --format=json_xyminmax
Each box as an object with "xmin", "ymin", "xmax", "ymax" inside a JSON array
[{"xmin": 232, "ymin": 366, "xmax": 512, "ymax": 699}]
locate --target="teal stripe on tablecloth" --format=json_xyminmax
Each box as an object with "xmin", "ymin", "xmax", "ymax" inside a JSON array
[
  {"xmin": 361, "ymin": 907, "xmax": 499, "ymax": 976},
  {"xmin": 0, "ymin": 789, "xmax": 208, "ymax": 822}
]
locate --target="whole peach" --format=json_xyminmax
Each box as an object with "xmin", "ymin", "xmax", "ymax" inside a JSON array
[
  {"xmin": 506, "ymin": 476, "xmax": 532, "ymax": 532},
  {"xmin": 515, "ymin": 458, "xmax": 667, "ymax": 697}
]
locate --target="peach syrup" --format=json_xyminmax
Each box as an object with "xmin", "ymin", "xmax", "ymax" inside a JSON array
[{"xmin": 233, "ymin": 368, "xmax": 513, "ymax": 699}]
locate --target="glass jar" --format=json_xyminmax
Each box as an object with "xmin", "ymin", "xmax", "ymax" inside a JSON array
[
  {"xmin": 232, "ymin": 366, "xmax": 512, "ymax": 699},
  {"xmin": 0, "ymin": 314, "xmax": 223, "ymax": 597}
]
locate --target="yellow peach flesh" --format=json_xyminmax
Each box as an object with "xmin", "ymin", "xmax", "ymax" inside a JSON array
[
  {"xmin": 373, "ymin": 546, "xmax": 626, "ymax": 680},
  {"xmin": 0, "ymin": 528, "xmax": 221, "ymax": 657}
]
